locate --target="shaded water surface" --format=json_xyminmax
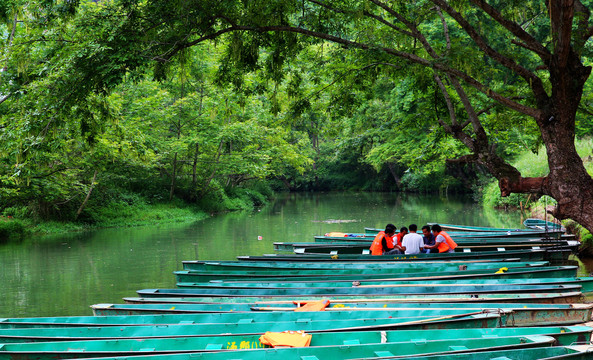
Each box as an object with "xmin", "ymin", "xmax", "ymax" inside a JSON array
[{"xmin": 0, "ymin": 192, "xmax": 587, "ymax": 317}]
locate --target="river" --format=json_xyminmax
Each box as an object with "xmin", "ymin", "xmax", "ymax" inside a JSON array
[{"xmin": 0, "ymin": 192, "xmax": 589, "ymax": 318}]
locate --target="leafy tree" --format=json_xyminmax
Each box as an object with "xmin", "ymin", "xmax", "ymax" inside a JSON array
[
  {"xmin": 4, "ymin": 0, "xmax": 593, "ymax": 233},
  {"xmin": 62, "ymin": 0, "xmax": 590, "ymax": 231}
]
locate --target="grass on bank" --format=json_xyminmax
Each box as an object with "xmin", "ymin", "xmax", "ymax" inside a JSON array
[
  {"xmin": 0, "ymin": 180, "xmax": 275, "ymax": 242},
  {"xmin": 481, "ymin": 137, "xmax": 593, "ymax": 251},
  {"xmin": 0, "ymin": 202, "xmax": 209, "ymax": 241},
  {"xmin": 482, "ymin": 137, "xmax": 593, "ymax": 209}
]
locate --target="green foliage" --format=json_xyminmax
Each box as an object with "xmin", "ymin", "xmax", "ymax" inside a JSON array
[
  {"xmin": 482, "ymin": 181, "xmax": 530, "ymax": 209},
  {"xmin": 0, "ymin": 218, "xmax": 27, "ymax": 242},
  {"xmin": 3, "ymin": 0, "xmax": 593, "ymax": 236}
]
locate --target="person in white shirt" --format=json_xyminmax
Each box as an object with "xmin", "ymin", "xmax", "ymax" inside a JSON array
[{"xmin": 401, "ymin": 224, "xmax": 424, "ymax": 255}]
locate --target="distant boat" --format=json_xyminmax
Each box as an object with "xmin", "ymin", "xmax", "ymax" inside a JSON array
[
  {"xmin": 524, "ymin": 218, "xmax": 566, "ymax": 231},
  {"xmin": 426, "ymin": 223, "xmax": 529, "ymax": 232},
  {"xmin": 364, "ymin": 227, "xmax": 565, "ymax": 238}
]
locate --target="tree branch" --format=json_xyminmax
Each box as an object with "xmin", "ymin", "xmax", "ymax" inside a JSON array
[
  {"xmin": 573, "ymin": 0, "xmax": 591, "ymax": 53},
  {"xmin": 470, "ymin": 0, "xmax": 551, "ymax": 61},
  {"xmin": 548, "ymin": 0, "xmax": 574, "ymax": 67},
  {"xmin": 431, "ymin": 0, "xmax": 549, "ymax": 103}
]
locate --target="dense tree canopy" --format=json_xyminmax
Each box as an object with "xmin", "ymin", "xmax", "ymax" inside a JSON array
[{"xmin": 2, "ymin": 0, "xmax": 593, "ymax": 232}]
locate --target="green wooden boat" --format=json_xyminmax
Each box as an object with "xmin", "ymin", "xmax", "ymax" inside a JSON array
[
  {"xmin": 292, "ymin": 241, "xmax": 578, "ymax": 255},
  {"xmin": 0, "ymin": 313, "xmax": 505, "ymax": 342},
  {"xmin": 182, "ymin": 260, "xmax": 548, "ymax": 271},
  {"xmin": 176, "ymin": 268, "xmax": 578, "ymax": 285},
  {"xmin": 0, "ymin": 335, "xmax": 555, "ymax": 360},
  {"xmin": 360, "ymin": 346, "xmax": 593, "ymax": 360},
  {"xmin": 293, "ymin": 238, "xmax": 575, "ymax": 247},
  {"xmin": 174, "ymin": 277, "xmax": 593, "ymax": 294},
  {"xmin": 524, "ymin": 218, "xmax": 566, "ymax": 231},
  {"xmin": 312, "ymin": 233, "xmax": 576, "ymax": 244},
  {"xmin": 0, "ymin": 333, "xmax": 569, "ymax": 360},
  {"xmin": 237, "ymin": 249, "xmax": 570, "ymax": 262},
  {"xmin": 120, "ymin": 299, "xmax": 589, "ymax": 310},
  {"xmin": 90, "ymin": 302, "xmax": 592, "ymax": 327},
  {"xmin": 104, "ymin": 300, "xmax": 593, "ymax": 326},
  {"xmin": 0, "ymin": 327, "xmax": 588, "ymax": 360},
  {"xmin": 137, "ymin": 283, "xmax": 582, "ymax": 298},
  {"xmin": 117, "ymin": 299, "xmax": 592, "ymax": 312},
  {"xmin": 126, "ymin": 291, "xmax": 584, "ymax": 304},
  {"xmin": 0, "ymin": 310, "xmax": 502, "ymax": 329},
  {"xmin": 174, "ymin": 266, "xmax": 578, "ymax": 283},
  {"xmin": 364, "ymin": 227, "xmax": 565, "ymax": 238},
  {"xmin": 426, "ymin": 223, "xmax": 534, "ymax": 232}
]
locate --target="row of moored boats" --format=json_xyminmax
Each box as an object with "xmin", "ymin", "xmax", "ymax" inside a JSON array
[{"xmin": 2, "ymin": 218, "xmax": 593, "ymax": 359}]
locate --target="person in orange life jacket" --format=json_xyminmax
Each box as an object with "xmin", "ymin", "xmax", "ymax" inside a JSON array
[
  {"xmin": 394, "ymin": 227, "xmax": 408, "ymax": 247},
  {"xmin": 421, "ymin": 225, "xmax": 436, "ymax": 253},
  {"xmin": 369, "ymin": 224, "xmax": 398, "ymax": 255},
  {"xmin": 401, "ymin": 224, "xmax": 424, "ymax": 255},
  {"xmin": 423, "ymin": 224, "xmax": 458, "ymax": 253},
  {"xmin": 386, "ymin": 226, "xmax": 406, "ymax": 255}
]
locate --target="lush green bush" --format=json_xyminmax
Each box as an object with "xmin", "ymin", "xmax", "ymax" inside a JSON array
[
  {"xmin": 1, "ymin": 206, "xmax": 31, "ymax": 219},
  {"xmin": 0, "ymin": 219, "xmax": 27, "ymax": 242},
  {"xmin": 482, "ymin": 181, "xmax": 530, "ymax": 209}
]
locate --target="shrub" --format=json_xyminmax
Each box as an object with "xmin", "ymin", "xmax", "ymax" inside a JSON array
[{"xmin": 0, "ymin": 219, "xmax": 27, "ymax": 242}]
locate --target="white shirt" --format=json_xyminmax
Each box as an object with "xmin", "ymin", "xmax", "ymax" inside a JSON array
[{"xmin": 402, "ymin": 232, "xmax": 424, "ymax": 255}]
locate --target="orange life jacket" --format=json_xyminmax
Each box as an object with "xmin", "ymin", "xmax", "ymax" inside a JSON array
[
  {"xmin": 259, "ymin": 330, "xmax": 312, "ymax": 347},
  {"xmin": 369, "ymin": 231, "xmax": 394, "ymax": 255},
  {"xmin": 437, "ymin": 231, "xmax": 458, "ymax": 253},
  {"xmin": 395, "ymin": 232, "xmax": 405, "ymax": 247}
]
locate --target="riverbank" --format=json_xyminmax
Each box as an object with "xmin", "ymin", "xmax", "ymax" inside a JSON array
[
  {"xmin": 0, "ymin": 181, "xmax": 278, "ymax": 242},
  {"xmin": 0, "ymin": 202, "xmax": 210, "ymax": 242}
]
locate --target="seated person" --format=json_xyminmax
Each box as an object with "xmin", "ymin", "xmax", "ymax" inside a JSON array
[
  {"xmin": 401, "ymin": 224, "xmax": 424, "ymax": 255},
  {"xmin": 369, "ymin": 224, "xmax": 400, "ymax": 255},
  {"xmin": 421, "ymin": 225, "xmax": 436, "ymax": 253}
]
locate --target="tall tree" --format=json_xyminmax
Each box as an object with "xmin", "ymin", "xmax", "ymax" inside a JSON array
[
  {"xmin": 119, "ymin": 0, "xmax": 591, "ymax": 230},
  {"xmin": 3, "ymin": 0, "xmax": 593, "ymax": 231}
]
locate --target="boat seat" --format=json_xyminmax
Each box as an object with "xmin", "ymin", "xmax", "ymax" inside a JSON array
[
  {"xmin": 205, "ymin": 344, "xmax": 223, "ymax": 350},
  {"xmin": 374, "ymin": 351, "xmax": 395, "ymax": 357},
  {"xmin": 411, "ymin": 338, "xmax": 427, "ymax": 345},
  {"xmin": 342, "ymin": 339, "xmax": 360, "ymax": 345},
  {"xmin": 237, "ymin": 319, "xmax": 254, "ymax": 324},
  {"xmin": 449, "ymin": 345, "xmax": 469, "ymax": 350}
]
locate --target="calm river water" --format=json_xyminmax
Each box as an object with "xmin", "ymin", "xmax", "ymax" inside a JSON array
[{"xmin": 0, "ymin": 192, "xmax": 589, "ymax": 318}]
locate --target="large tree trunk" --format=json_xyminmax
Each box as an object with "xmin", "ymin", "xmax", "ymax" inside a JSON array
[{"xmin": 498, "ymin": 48, "xmax": 593, "ymax": 232}]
